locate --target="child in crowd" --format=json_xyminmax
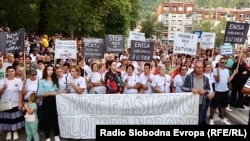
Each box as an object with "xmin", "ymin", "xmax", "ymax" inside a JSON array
[{"xmin": 22, "ymin": 93, "xmax": 40, "ymax": 141}]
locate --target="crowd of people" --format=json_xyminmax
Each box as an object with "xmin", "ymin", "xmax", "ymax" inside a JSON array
[{"xmin": 0, "ymin": 28, "xmax": 250, "ymax": 140}]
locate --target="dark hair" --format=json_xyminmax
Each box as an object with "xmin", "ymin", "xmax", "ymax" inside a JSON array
[
  {"xmin": 6, "ymin": 66, "xmax": 15, "ymax": 72},
  {"xmin": 25, "ymin": 55, "xmax": 31, "ymax": 60},
  {"xmin": 109, "ymin": 60, "xmax": 116, "ymax": 67},
  {"xmin": 63, "ymin": 62, "xmax": 70, "ymax": 68},
  {"xmin": 179, "ymin": 65, "xmax": 188, "ymax": 72},
  {"xmin": 42, "ymin": 64, "xmax": 59, "ymax": 88},
  {"xmin": 144, "ymin": 63, "xmax": 151, "ymax": 69},
  {"xmin": 37, "ymin": 60, "xmax": 45, "ymax": 65},
  {"xmin": 151, "ymin": 59, "xmax": 158, "ymax": 67},
  {"xmin": 126, "ymin": 64, "xmax": 134, "ymax": 71}
]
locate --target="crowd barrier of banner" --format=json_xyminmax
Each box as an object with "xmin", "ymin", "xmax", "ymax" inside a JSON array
[{"xmin": 56, "ymin": 93, "xmax": 199, "ymax": 139}]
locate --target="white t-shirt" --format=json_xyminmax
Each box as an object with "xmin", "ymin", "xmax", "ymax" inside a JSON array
[
  {"xmin": 203, "ymin": 72, "xmax": 215, "ymax": 94},
  {"xmin": 213, "ymin": 68, "xmax": 229, "ymax": 92},
  {"xmin": 67, "ymin": 76, "xmax": 87, "ymax": 94},
  {"xmin": 58, "ymin": 76, "xmax": 67, "ymax": 93},
  {"xmin": 152, "ymin": 74, "xmax": 171, "ymax": 93},
  {"xmin": 173, "ymin": 74, "xmax": 186, "ymax": 93},
  {"xmin": 90, "ymin": 72, "xmax": 106, "ymax": 94},
  {"xmin": 36, "ymin": 69, "xmax": 43, "ymax": 80},
  {"xmin": 30, "ymin": 53, "xmax": 40, "ymax": 63},
  {"xmin": 139, "ymin": 73, "xmax": 154, "ymax": 94},
  {"xmin": 25, "ymin": 78, "xmax": 39, "ymax": 99},
  {"xmin": 0, "ymin": 78, "xmax": 23, "ymax": 107},
  {"xmin": 122, "ymin": 73, "xmax": 139, "ymax": 94}
]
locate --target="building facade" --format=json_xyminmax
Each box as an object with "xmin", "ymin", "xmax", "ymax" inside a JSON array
[{"xmin": 156, "ymin": 2, "xmax": 250, "ymax": 46}]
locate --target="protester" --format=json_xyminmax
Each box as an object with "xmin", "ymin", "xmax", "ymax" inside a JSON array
[
  {"xmin": 0, "ymin": 66, "xmax": 24, "ymax": 140},
  {"xmin": 181, "ymin": 61, "xmax": 211, "ymax": 125},
  {"xmin": 66, "ymin": 65, "xmax": 87, "ymax": 94},
  {"xmin": 209, "ymin": 58, "xmax": 238, "ymax": 125},
  {"xmin": 37, "ymin": 64, "xmax": 61, "ymax": 141},
  {"xmin": 241, "ymin": 76, "xmax": 250, "ymax": 125},
  {"xmin": 122, "ymin": 64, "xmax": 140, "ymax": 94},
  {"xmin": 105, "ymin": 60, "xmax": 124, "ymax": 94},
  {"xmin": 152, "ymin": 65, "xmax": 172, "ymax": 93},
  {"xmin": 23, "ymin": 93, "xmax": 39, "ymax": 141}
]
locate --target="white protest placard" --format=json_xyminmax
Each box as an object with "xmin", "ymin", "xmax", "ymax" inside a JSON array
[
  {"xmin": 173, "ymin": 32, "xmax": 198, "ymax": 56},
  {"xmin": 128, "ymin": 31, "xmax": 146, "ymax": 46},
  {"xmin": 56, "ymin": 93, "xmax": 199, "ymax": 139},
  {"xmin": 129, "ymin": 31, "xmax": 146, "ymax": 42},
  {"xmin": 55, "ymin": 39, "xmax": 77, "ymax": 59},
  {"xmin": 200, "ymin": 32, "xmax": 216, "ymax": 49},
  {"xmin": 220, "ymin": 44, "xmax": 234, "ymax": 55}
]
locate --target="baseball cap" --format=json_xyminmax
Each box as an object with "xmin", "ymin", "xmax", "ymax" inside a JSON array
[{"xmin": 30, "ymin": 70, "xmax": 37, "ymax": 75}]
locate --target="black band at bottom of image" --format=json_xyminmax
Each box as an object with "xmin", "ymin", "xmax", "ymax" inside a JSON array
[{"xmin": 96, "ymin": 125, "xmax": 250, "ymax": 140}]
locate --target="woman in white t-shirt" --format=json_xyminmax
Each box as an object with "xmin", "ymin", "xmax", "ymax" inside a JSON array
[
  {"xmin": 139, "ymin": 63, "xmax": 154, "ymax": 94},
  {"xmin": 152, "ymin": 65, "xmax": 172, "ymax": 93},
  {"xmin": 0, "ymin": 66, "xmax": 24, "ymax": 140},
  {"xmin": 90, "ymin": 62, "xmax": 106, "ymax": 94},
  {"xmin": 122, "ymin": 64, "xmax": 140, "ymax": 94},
  {"xmin": 67, "ymin": 65, "xmax": 87, "ymax": 94},
  {"xmin": 22, "ymin": 70, "xmax": 39, "ymax": 101},
  {"xmin": 172, "ymin": 65, "xmax": 188, "ymax": 93}
]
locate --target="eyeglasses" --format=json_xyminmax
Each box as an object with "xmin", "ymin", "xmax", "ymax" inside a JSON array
[
  {"xmin": 181, "ymin": 69, "xmax": 188, "ymax": 71},
  {"xmin": 220, "ymin": 62, "xmax": 226, "ymax": 64}
]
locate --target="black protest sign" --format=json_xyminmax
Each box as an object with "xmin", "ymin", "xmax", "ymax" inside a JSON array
[
  {"xmin": 83, "ymin": 38, "xmax": 104, "ymax": 59},
  {"xmin": 129, "ymin": 40, "xmax": 154, "ymax": 62},
  {"xmin": 224, "ymin": 22, "xmax": 249, "ymax": 44},
  {"xmin": 105, "ymin": 34, "xmax": 125, "ymax": 53}
]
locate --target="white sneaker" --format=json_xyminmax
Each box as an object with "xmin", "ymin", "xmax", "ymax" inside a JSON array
[
  {"xmin": 6, "ymin": 132, "xmax": 11, "ymax": 140},
  {"xmin": 226, "ymin": 106, "xmax": 233, "ymax": 112},
  {"xmin": 45, "ymin": 138, "xmax": 51, "ymax": 141},
  {"xmin": 221, "ymin": 118, "xmax": 231, "ymax": 125},
  {"xmin": 209, "ymin": 119, "xmax": 214, "ymax": 125},
  {"xmin": 13, "ymin": 131, "xmax": 18, "ymax": 140},
  {"xmin": 54, "ymin": 136, "xmax": 61, "ymax": 141}
]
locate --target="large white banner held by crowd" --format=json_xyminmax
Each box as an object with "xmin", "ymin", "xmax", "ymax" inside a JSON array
[
  {"xmin": 56, "ymin": 93, "xmax": 199, "ymax": 139},
  {"xmin": 173, "ymin": 32, "xmax": 198, "ymax": 56}
]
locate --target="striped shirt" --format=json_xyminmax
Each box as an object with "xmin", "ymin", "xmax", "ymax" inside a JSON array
[{"xmin": 244, "ymin": 77, "xmax": 250, "ymax": 88}]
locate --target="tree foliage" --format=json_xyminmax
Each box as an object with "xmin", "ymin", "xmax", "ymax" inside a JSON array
[
  {"xmin": 140, "ymin": 13, "xmax": 163, "ymax": 39},
  {"xmin": 0, "ymin": 0, "xmax": 141, "ymax": 38}
]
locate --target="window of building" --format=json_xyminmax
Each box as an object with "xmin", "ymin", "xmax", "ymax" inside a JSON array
[
  {"xmin": 173, "ymin": 6, "xmax": 177, "ymax": 11},
  {"xmin": 171, "ymin": 20, "xmax": 176, "ymax": 25},
  {"xmin": 240, "ymin": 14, "xmax": 244, "ymax": 18},
  {"xmin": 179, "ymin": 7, "xmax": 183, "ymax": 11},
  {"xmin": 171, "ymin": 27, "xmax": 176, "ymax": 31},
  {"xmin": 164, "ymin": 6, "xmax": 169, "ymax": 11},
  {"xmin": 187, "ymin": 7, "xmax": 193, "ymax": 12},
  {"xmin": 177, "ymin": 20, "xmax": 182, "ymax": 25}
]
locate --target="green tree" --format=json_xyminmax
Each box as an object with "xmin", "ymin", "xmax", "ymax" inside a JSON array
[
  {"xmin": 140, "ymin": 13, "xmax": 163, "ymax": 39},
  {"xmin": 212, "ymin": 17, "xmax": 227, "ymax": 46}
]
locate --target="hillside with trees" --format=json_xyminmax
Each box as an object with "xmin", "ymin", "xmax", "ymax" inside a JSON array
[{"xmin": 142, "ymin": 0, "xmax": 249, "ymax": 15}]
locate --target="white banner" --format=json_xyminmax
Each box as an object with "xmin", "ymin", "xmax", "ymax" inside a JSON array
[
  {"xmin": 200, "ymin": 32, "xmax": 216, "ymax": 49},
  {"xmin": 56, "ymin": 93, "xmax": 199, "ymax": 139},
  {"xmin": 220, "ymin": 44, "xmax": 234, "ymax": 55},
  {"xmin": 55, "ymin": 39, "xmax": 77, "ymax": 59},
  {"xmin": 129, "ymin": 31, "xmax": 146, "ymax": 42},
  {"xmin": 173, "ymin": 32, "xmax": 198, "ymax": 56}
]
